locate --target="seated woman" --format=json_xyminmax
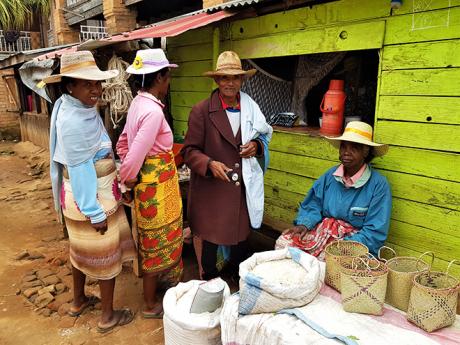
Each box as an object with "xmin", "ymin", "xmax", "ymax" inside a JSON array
[{"xmin": 277, "ymin": 121, "xmax": 391, "ymax": 257}]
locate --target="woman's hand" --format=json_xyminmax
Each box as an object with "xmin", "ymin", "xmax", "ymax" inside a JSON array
[
  {"xmin": 92, "ymin": 219, "xmax": 108, "ymax": 235},
  {"xmin": 209, "ymin": 160, "xmax": 231, "ymax": 182},
  {"xmin": 282, "ymin": 225, "xmax": 309, "ymax": 240},
  {"xmin": 125, "ymin": 178, "xmax": 138, "ymax": 189},
  {"xmin": 240, "ymin": 141, "xmax": 258, "ymax": 158}
]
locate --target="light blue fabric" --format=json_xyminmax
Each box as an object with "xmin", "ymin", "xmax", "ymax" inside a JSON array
[
  {"xmin": 49, "ymin": 94, "xmax": 109, "ymax": 223},
  {"xmin": 257, "ymin": 133, "xmax": 270, "ymax": 173},
  {"xmin": 278, "ymin": 308, "xmax": 359, "ymax": 345},
  {"xmin": 66, "ymin": 132, "xmax": 112, "ymax": 224},
  {"xmin": 294, "ymin": 165, "xmax": 392, "ymax": 256}
]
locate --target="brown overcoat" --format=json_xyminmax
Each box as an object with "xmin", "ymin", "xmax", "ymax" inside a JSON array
[{"xmin": 181, "ymin": 90, "xmax": 250, "ymax": 245}]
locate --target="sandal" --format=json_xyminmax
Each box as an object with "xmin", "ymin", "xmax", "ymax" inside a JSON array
[
  {"xmin": 97, "ymin": 308, "xmax": 134, "ymax": 334},
  {"xmin": 68, "ymin": 295, "xmax": 100, "ymax": 317},
  {"xmin": 141, "ymin": 304, "xmax": 164, "ymax": 319}
]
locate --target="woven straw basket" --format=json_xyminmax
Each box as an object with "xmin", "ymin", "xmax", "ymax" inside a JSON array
[
  {"xmin": 378, "ymin": 247, "xmax": 433, "ymax": 312},
  {"xmin": 340, "ymin": 256, "xmax": 388, "ymax": 315},
  {"xmin": 325, "ymin": 240, "xmax": 368, "ymax": 292},
  {"xmin": 407, "ymin": 260, "xmax": 460, "ymax": 332}
]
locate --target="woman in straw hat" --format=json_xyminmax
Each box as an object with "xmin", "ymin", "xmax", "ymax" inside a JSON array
[
  {"xmin": 277, "ymin": 121, "xmax": 392, "ymax": 257},
  {"xmin": 182, "ymin": 51, "xmax": 272, "ymax": 281},
  {"xmin": 46, "ymin": 51, "xmax": 136, "ymax": 333},
  {"xmin": 116, "ymin": 49, "xmax": 183, "ymax": 318}
]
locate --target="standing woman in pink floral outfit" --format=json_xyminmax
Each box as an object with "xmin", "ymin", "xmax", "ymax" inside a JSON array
[{"xmin": 117, "ymin": 49, "xmax": 183, "ymax": 318}]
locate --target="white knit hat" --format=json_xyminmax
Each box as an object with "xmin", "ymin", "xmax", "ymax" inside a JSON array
[
  {"xmin": 126, "ymin": 48, "xmax": 178, "ymax": 75},
  {"xmin": 326, "ymin": 121, "xmax": 389, "ymax": 156},
  {"xmin": 42, "ymin": 50, "xmax": 118, "ymax": 84}
]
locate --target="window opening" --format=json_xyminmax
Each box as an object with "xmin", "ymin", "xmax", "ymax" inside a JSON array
[{"xmin": 242, "ymin": 49, "xmax": 379, "ymax": 129}]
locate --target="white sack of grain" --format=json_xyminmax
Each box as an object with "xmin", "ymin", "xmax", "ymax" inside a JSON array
[
  {"xmin": 163, "ymin": 280, "xmax": 230, "ymax": 345},
  {"xmin": 238, "ymin": 247, "xmax": 324, "ymax": 315}
]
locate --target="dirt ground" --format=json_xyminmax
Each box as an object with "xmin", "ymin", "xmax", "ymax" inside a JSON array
[{"xmin": 0, "ymin": 140, "xmax": 200, "ymax": 345}]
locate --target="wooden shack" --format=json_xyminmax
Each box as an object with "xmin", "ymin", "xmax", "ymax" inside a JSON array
[{"xmin": 166, "ymin": 0, "xmax": 460, "ymax": 275}]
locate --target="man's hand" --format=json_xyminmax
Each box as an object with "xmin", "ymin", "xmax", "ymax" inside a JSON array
[
  {"xmin": 209, "ymin": 160, "xmax": 231, "ymax": 182},
  {"xmin": 282, "ymin": 225, "xmax": 309, "ymax": 241},
  {"xmin": 92, "ymin": 219, "xmax": 108, "ymax": 235},
  {"xmin": 240, "ymin": 141, "xmax": 258, "ymax": 158},
  {"xmin": 125, "ymin": 178, "xmax": 138, "ymax": 189}
]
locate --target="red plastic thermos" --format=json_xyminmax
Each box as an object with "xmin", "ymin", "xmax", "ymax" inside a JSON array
[{"xmin": 320, "ymin": 80, "xmax": 346, "ymax": 136}]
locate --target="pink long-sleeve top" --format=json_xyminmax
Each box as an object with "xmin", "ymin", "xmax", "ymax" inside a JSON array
[{"xmin": 116, "ymin": 91, "xmax": 173, "ymax": 183}]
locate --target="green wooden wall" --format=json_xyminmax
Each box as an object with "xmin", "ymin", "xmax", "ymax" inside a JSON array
[{"xmin": 167, "ymin": 0, "xmax": 460, "ymax": 276}]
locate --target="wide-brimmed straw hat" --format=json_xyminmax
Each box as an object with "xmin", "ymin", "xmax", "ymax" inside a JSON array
[
  {"xmin": 126, "ymin": 49, "xmax": 178, "ymax": 75},
  {"xmin": 326, "ymin": 121, "xmax": 389, "ymax": 156},
  {"xmin": 42, "ymin": 50, "xmax": 119, "ymax": 84},
  {"xmin": 203, "ymin": 51, "xmax": 256, "ymax": 77}
]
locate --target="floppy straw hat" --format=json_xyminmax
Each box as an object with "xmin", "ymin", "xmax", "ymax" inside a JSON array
[
  {"xmin": 203, "ymin": 51, "xmax": 256, "ymax": 77},
  {"xmin": 126, "ymin": 49, "xmax": 178, "ymax": 75},
  {"xmin": 326, "ymin": 121, "xmax": 389, "ymax": 156},
  {"xmin": 42, "ymin": 50, "xmax": 119, "ymax": 84}
]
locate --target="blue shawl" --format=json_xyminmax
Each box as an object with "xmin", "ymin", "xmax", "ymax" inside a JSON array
[{"xmin": 49, "ymin": 94, "xmax": 106, "ymax": 213}]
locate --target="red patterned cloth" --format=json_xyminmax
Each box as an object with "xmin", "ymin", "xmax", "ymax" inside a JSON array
[{"xmin": 275, "ymin": 218, "xmax": 358, "ymax": 260}]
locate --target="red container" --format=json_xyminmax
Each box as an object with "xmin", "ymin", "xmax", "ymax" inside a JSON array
[{"xmin": 320, "ymin": 80, "xmax": 346, "ymax": 136}]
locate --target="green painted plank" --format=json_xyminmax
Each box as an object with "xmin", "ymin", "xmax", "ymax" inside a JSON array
[
  {"xmin": 377, "ymin": 96, "xmax": 460, "ymax": 124},
  {"xmin": 385, "ymin": 7, "xmax": 460, "ymax": 45},
  {"xmin": 266, "ymin": 178, "xmax": 459, "ymax": 238},
  {"xmin": 173, "ymin": 119, "xmax": 188, "ymax": 138},
  {"xmin": 170, "ymin": 105, "xmax": 191, "ymax": 122},
  {"xmin": 373, "ymin": 145, "xmax": 460, "ymax": 182},
  {"xmin": 269, "ymin": 151, "xmax": 336, "ymax": 180},
  {"xmin": 171, "ymin": 60, "xmax": 213, "ymax": 77},
  {"xmin": 231, "ymin": 21, "xmax": 385, "ymax": 59},
  {"xmin": 167, "ymin": 27, "xmax": 213, "ymax": 47},
  {"xmin": 170, "ymin": 91, "xmax": 210, "ymax": 107},
  {"xmin": 387, "ymin": 220, "xmax": 459, "ymax": 262},
  {"xmin": 375, "ymin": 121, "xmax": 460, "ymax": 152},
  {"xmin": 229, "ymin": 0, "xmax": 389, "ymax": 41},
  {"xmin": 168, "ymin": 43, "xmax": 213, "ymax": 62},
  {"xmin": 170, "ymin": 77, "xmax": 213, "ymax": 92},
  {"xmin": 393, "ymin": 0, "xmax": 460, "ymax": 15},
  {"xmin": 271, "ymin": 130, "xmax": 460, "ymax": 181},
  {"xmin": 266, "ymin": 159, "xmax": 460, "ymax": 211},
  {"xmin": 270, "ymin": 130, "xmax": 338, "ymax": 161},
  {"xmin": 382, "ymin": 40, "xmax": 460, "ymax": 70},
  {"xmin": 265, "ymin": 169, "xmax": 314, "ymax": 196},
  {"xmin": 392, "ymin": 198, "xmax": 459, "ymax": 238},
  {"xmin": 379, "ymin": 169, "xmax": 460, "ymax": 211},
  {"xmin": 264, "ymin": 203, "xmax": 296, "ymax": 226},
  {"xmin": 383, "ymin": 243, "xmax": 460, "ymax": 278},
  {"xmin": 380, "ymin": 68, "xmax": 460, "ymax": 96}
]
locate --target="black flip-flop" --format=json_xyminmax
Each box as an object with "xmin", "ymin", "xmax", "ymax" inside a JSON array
[
  {"xmin": 68, "ymin": 295, "xmax": 100, "ymax": 317},
  {"xmin": 97, "ymin": 308, "xmax": 134, "ymax": 334}
]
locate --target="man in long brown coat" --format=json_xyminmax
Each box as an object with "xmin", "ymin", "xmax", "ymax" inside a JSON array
[{"xmin": 182, "ymin": 51, "xmax": 272, "ymax": 280}]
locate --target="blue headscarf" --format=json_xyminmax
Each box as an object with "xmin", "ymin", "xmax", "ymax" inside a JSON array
[{"xmin": 49, "ymin": 94, "xmax": 106, "ymax": 213}]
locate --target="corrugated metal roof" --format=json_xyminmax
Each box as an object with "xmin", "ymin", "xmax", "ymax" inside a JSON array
[
  {"xmin": 203, "ymin": 0, "xmax": 266, "ymax": 12},
  {"xmin": 36, "ymin": 10, "xmax": 235, "ymax": 60},
  {"xmin": 0, "ymin": 43, "xmax": 77, "ymax": 68}
]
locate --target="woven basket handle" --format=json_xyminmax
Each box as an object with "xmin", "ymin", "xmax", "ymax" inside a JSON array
[
  {"xmin": 416, "ymin": 251, "xmax": 435, "ymax": 272},
  {"xmin": 446, "ymin": 259, "xmax": 460, "ymax": 277},
  {"xmin": 352, "ymin": 255, "xmax": 381, "ymax": 272},
  {"xmin": 378, "ymin": 246, "xmax": 396, "ymax": 262},
  {"xmin": 352, "ymin": 256, "xmax": 370, "ymax": 271}
]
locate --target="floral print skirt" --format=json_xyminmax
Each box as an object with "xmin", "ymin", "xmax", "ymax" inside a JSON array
[{"xmin": 134, "ymin": 151, "xmax": 183, "ymax": 278}]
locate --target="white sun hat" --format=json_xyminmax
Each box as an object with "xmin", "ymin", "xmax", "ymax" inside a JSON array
[
  {"xmin": 126, "ymin": 48, "xmax": 178, "ymax": 75},
  {"xmin": 42, "ymin": 50, "xmax": 119, "ymax": 84},
  {"xmin": 325, "ymin": 121, "xmax": 389, "ymax": 156}
]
